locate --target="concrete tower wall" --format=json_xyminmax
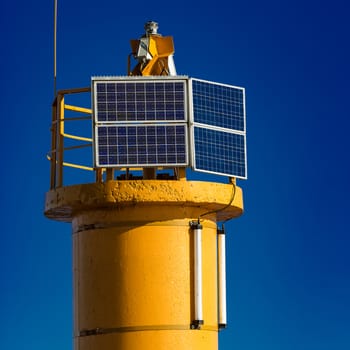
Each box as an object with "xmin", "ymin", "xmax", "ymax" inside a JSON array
[{"xmin": 45, "ymin": 180, "xmax": 243, "ymax": 349}]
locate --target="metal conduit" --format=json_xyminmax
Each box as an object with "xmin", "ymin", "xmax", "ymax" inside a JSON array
[
  {"xmin": 217, "ymin": 226, "xmax": 227, "ymax": 329},
  {"xmin": 190, "ymin": 220, "xmax": 204, "ymax": 329}
]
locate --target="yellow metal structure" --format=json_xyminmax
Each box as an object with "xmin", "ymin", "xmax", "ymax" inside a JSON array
[
  {"xmin": 45, "ymin": 181, "xmax": 243, "ymax": 349},
  {"xmin": 129, "ymin": 21, "xmax": 176, "ymax": 76},
  {"xmin": 45, "ymin": 22, "xmax": 244, "ymax": 350},
  {"xmin": 50, "ymin": 87, "xmax": 94, "ymax": 189},
  {"xmin": 130, "ymin": 35, "xmax": 175, "ymax": 76}
]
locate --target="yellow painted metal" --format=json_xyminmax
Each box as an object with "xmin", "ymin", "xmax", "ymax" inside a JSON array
[
  {"xmin": 148, "ymin": 36, "xmax": 158, "ymax": 56},
  {"xmin": 45, "ymin": 180, "xmax": 243, "ymax": 222},
  {"xmin": 130, "ymin": 39, "xmax": 139, "ymax": 56},
  {"xmin": 73, "ymin": 216, "xmax": 218, "ymax": 348},
  {"xmin": 62, "ymin": 133, "xmax": 92, "ymax": 142},
  {"xmin": 64, "ymin": 104, "xmax": 92, "ymax": 114},
  {"xmin": 62, "ymin": 144, "xmax": 91, "ymax": 152},
  {"xmin": 47, "ymin": 154, "xmax": 94, "ymax": 171},
  {"xmin": 75, "ymin": 329, "xmax": 218, "ymax": 349},
  {"xmin": 106, "ymin": 168, "xmax": 114, "ymax": 181},
  {"xmin": 130, "ymin": 35, "xmax": 175, "ymax": 76},
  {"xmin": 175, "ymin": 167, "xmax": 187, "ymax": 180},
  {"xmin": 57, "ymin": 87, "xmax": 91, "ymax": 95},
  {"xmin": 154, "ymin": 36, "xmax": 175, "ymax": 56},
  {"xmin": 57, "ymin": 94, "xmax": 65, "ymax": 187},
  {"xmin": 45, "ymin": 180, "xmax": 243, "ymax": 350},
  {"xmin": 50, "ymin": 99, "xmax": 57, "ymax": 189},
  {"xmin": 59, "ymin": 161, "xmax": 93, "ymax": 171},
  {"xmin": 49, "ymin": 89, "xmax": 95, "ymax": 188}
]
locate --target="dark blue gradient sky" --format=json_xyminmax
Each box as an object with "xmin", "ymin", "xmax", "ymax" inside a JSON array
[{"xmin": 1, "ymin": 1, "xmax": 349, "ymax": 349}]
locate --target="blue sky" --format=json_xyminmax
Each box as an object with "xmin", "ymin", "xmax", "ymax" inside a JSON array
[{"xmin": 1, "ymin": 0, "xmax": 350, "ymax": 349}]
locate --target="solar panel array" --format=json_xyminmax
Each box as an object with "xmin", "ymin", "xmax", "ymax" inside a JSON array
[
  {"xmin": 93, "ymin": 77, "xmax": 189, "ymax": 168},
  {"xmin": 92, "ymin": 77, "xmax": 247, "ymax": 178},
  {"xmin": 191, "ymin": 78, "xmax": 247, "ymax": 179}
]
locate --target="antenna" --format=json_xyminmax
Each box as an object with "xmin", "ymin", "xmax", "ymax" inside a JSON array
[{"xmin": 53, "ymin": 0, "xmax": 57, "ymax": 96}]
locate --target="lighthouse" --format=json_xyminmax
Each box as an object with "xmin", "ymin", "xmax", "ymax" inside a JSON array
[{"xmin": 45, "ymin": 21, "xmax": 246, "ymax": 350}]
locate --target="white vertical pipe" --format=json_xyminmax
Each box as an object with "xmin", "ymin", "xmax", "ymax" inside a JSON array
[
  {"xmin": 218, "ymin": 229, "xmax": 227, "ymax": 328},
  {"xmin": 193, "ymin": 222, "xmax": 203, "ymax": 327}
]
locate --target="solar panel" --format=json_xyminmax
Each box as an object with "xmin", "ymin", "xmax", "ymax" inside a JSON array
[
  {"xmin": 191, "ymin": 78, "xmax": 245, "ymax": 131},
  {"xmin": 93, "ymin": 78, "xmax": 187, "ymax": 123},
  {"xmin": 193, "ymin": 126, "xmax": 246, "ymax": 178},
  {"xmin": 95, "ymin": 124, "xmax": 188, "ymax": 167},
  {"xmin": 191, "ymin": 78, "xmax": 247, "ymax": 179}
]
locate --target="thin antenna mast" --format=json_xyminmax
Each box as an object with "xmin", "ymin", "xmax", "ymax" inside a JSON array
[{"xmin": 53, "ymin": 0, "xmax": 57, "ymax": 96}]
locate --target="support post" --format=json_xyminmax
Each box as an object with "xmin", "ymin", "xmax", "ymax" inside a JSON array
[{"xmin": 56, "ymin": 94, "xmax": 64, "ymax": 187}]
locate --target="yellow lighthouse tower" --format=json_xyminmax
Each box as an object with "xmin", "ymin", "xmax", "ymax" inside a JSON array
[{"xmin": 45, "ymin": 21, "xmax": 246, "ymax": 350}]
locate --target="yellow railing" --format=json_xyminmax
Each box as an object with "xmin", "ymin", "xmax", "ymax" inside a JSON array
[
  {"xmin": 49, "ymin": 87, "xmax": 103, "ymax": 189},
  {"xmin": 49, "ymin": 87, "xmax": 187, "ymax": 189}
]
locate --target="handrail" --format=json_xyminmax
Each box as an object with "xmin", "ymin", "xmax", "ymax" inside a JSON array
[
  {"xmin": 57, "ymin": 87, "xmax": 91, "ymax": 95},
  {"xmin": 64, "ymin": 104, "xmax": 92, "ymax": 114},
  {"xmin": 62, "ymin": 133, "xmax": 92, "ymax": 142},
  {"xmin": 47, "ymin": 154, "xmax": 94, "ymax": 171},
  {"xmin": 49, "ymin": 88, "xmax": 95, "ymax": 189}
]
